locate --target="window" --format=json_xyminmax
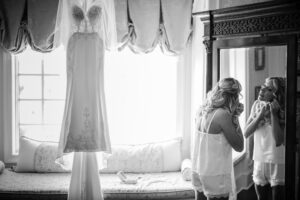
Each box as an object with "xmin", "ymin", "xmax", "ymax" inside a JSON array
[
  {"xmin": 13, "ymin": 47, "xmax": 66, "ymax": 154},
  {"xmin": 104, "ymin": 48, "xmax": 179, "ymax": 144},
  {"xmin": 9, "ymin": 46, "xmax": 181, "ymax": 157}
]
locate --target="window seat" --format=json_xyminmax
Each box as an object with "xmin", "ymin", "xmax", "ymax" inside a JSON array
[{"xmin": 0, "ymin": 169, "xmax": 194, "ymax": 200}]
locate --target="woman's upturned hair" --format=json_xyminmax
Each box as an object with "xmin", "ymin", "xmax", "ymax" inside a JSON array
[
  {"xmin": 266, "ymin": 77, "xmax": 286, "ymax": 125},
  {"xmin": 198, "ymin": 77, "xmax": 242, "ymax": 117},
  {"xmin": 266, "ymin": 77, "xmax": 285, "ymax": 109}
]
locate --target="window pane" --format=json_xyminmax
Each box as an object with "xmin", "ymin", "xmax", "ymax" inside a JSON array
[
  {"xmin": 105, "ymin": 47, "xmax": 178, "ymax": 144},
  {"xmin": 43, "ymin": 46, "xmax": 66, "ymax": 74},
  {"xmin": 17, "ymin": 48, "xmax": 43, "ymax": 74},
  {"xmin": 44, "ymin": 76, "xmax": 66, "ymax": 99},
  {"xmin": 19, "ymin": 125, "xmax": 60, "ymax": 142},
  {"xmin": 43, "ymin": 101, "xmax": 65, "ymax": 124},
  {"xmin": 18, "ymin": 76, "xmax": 42, "ymax": 99},
  {"xmin": 19, "ymin": 101, "xmax": 42, "ymax": 124}
]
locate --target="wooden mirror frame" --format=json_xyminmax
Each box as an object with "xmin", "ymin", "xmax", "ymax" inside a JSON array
[{"xmin": 193, "ymin": 1, "xmax": 300, "ymax": 200}]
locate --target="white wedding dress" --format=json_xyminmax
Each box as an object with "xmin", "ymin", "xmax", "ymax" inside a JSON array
[
  {"xmin": 59, "ymin": 15, "xmax": 111, "ymax": 155},
  {"xmin": 54, "ymin": 0, "xmax": 117, "ymax": 199}
]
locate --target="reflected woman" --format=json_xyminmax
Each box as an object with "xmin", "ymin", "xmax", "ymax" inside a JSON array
[
  {"xmin": 192, "ymin": 78, "xmax": 244, "ymax": 200},
  {"xmin": 245, "ymin": 77, "xmax": 285, "ymax": 200}
]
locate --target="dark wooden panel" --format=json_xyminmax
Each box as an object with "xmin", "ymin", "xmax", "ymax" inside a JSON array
[
  {"xmin": 194, "ymin": 1, "xmax": 300, "ymax": 200},
  {"xmin": 194, "ymin": 1, "xmax": 300, "ymax": 38},
  {"xmin": 237, "ymin": 184, "xmax": 257, "ymax": 200}
]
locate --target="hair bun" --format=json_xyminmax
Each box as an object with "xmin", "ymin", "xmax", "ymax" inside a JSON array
[{"xmin": 218, "ymin": 79, "xmax": 241, "ymax": 94}]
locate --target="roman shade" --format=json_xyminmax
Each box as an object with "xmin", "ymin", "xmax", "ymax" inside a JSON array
[
  {"xmin": 116, "ymin": 0, "xmax": 193, "ymax": 55},
  {"xmin": 0, "ymin": 0, "xmax": 59, "ymax": 53},
  {"xmin": 0, "ymin": 0, "xmax": 193, "ymax": 55}
]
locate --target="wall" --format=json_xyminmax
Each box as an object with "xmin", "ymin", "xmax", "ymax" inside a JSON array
[
  {"xmin": 248, "ymin": 46, "xmax": 286, "ymax": 107},
  {"xmin": 248, "ymin": 49, "xmax": 267, "ymax": 108},
  {"xmin": 266, "ymin": 46, "xmax": 287, "ymax": 77}
]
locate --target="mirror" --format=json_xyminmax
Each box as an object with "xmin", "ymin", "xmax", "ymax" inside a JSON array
[
  {"xmin": 212, "ymin": 35, "xmax": 298, "ymax": 199},
  {"xmin": 220, "ymin": 46, "xmax": 287, "ymax": 163}
]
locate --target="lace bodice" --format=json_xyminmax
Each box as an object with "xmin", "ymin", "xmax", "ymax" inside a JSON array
[
  {"xmin": 54, "ymin": 0, "xmax": 117, "ymax": 50},
  {"xmin": 72, "ymin": 3, "xmax": 102, "ymax": 32}
]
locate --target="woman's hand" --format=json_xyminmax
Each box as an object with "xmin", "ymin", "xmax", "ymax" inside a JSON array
[
  {"xmin": 270, "ymin": 99, "xmax": 280, "ymax": 115},
  {"xmin": 256, "ymin": 103, "xmax": 268, "ymax": 120},
  {"xmin": 233, "ymin": 103, "xmax": 244, "ymax": 117},
  {"xmin": 232, "ymin": 115, "xmax": 240, "ymax": 130}
]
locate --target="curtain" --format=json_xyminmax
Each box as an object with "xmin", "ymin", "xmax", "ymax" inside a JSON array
[
  {"xmin": 0, "ymin": 0, "xmax": 27, "ymax": 53},
  {"xmin": 0, "ymin": 0, "xmax": 59, "ymax": 54},
  {"xmin": 114, "ymin": 0, "xmax": 193, "ymax": 55},
  {"xmin": 127, "ymin": 0, "xmax": 160, "ymax": 53},
  {"xmin": 160, "ymin": 0, "xmax": 193, "ymax": 55},
  {"xmin": 0, "ymin": 0, "xmax": 192, "ymax": 55},
  {"xmin": 27, "ymin": 0, "xmax": 58, "ymax": 52}
]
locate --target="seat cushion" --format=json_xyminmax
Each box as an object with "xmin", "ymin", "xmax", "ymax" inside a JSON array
[{"xmin": 0, "ymin": 169, "xmax": 194, "ymax": 199}]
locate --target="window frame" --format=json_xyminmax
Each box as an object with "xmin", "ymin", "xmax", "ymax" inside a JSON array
[
  {"xmin": 2, "ymin": 52, "xmax": 66, "ymax": 163},
  {"xmin": 15, "ymin": 55, "xmax": 65, "ymax": 148},
  {"xmin": 3, "ymin": 52, "xmax": 17, "ymax": 163}
]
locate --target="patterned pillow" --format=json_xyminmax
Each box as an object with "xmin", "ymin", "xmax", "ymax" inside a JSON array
[
  {"xmin": 15, "ymin": 137, "xmax": 182, "ymax": 173},
  {"xmin": 101, "ymin": 138, "xmax": 182, "ymax": 173},
  {"xmin": 34, "ymin": 142, "xmax": 72, "ymax": 173},
  {"xmin": 102, "ymin": 143, "xmax": 164, "ymax": 173},
  {"xmin": 15, "ymin": 137, "xmax": 70, "ymax": 173}
]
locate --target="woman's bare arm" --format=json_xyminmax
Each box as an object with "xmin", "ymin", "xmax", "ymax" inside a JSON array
[
  {"xmin": 215, "ymin": 109, "xmax": 244, "ymax": 152},
  {"xmin": 244, "ymin": 101, "xmax": 265, "ymax": 138}
]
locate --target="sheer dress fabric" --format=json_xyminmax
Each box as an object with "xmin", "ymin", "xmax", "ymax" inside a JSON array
[
  {"xmin": 53, "ymin": 1, "xmax": 117, "ymax": 199},
  {"xmin": 192, "ymin": 110, "xmax": 236, "ymax": 199},
  {"xmin": 54, "ymin": 0, "xmax": 117, "ymax": 161},
  {"xmin": 59, "ymin": 32, "xmax": 111, "ymax": 155}
]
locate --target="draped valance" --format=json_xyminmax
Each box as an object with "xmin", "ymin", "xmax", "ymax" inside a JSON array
[
  {"xmin": 0, "ymin": 0, "xmax": 193, "ymax": 55},
  {"xmin": 116, "ymin": 0, "xmax": 193, "ymax": 54},
  {"xmin": 0, "ymin": 0, "xmax": 59, "ymax": 53}
]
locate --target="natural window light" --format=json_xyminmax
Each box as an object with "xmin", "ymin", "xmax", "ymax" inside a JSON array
[
  {"xmin": 13, "ymin": 47, "xmax": 67, "ymax": 154},
  {"xmin": 105, "ymin": 48, "xmax": 178, "ymax": 144},
  {"xmin": 12, "ymin": 46, "xmax": 179, "ymax": 154}
]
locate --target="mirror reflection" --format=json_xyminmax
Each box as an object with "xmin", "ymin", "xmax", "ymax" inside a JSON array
[{"xmin": 220, "ymin": 46, "xmax": 287, "ymax": 200}]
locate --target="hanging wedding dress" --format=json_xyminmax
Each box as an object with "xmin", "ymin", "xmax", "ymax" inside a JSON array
[{"xmin": 54, "ymin": 0, "xmax": 117, "ymax": 199}]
